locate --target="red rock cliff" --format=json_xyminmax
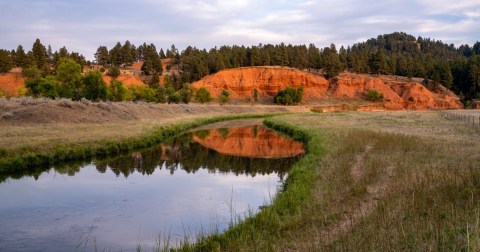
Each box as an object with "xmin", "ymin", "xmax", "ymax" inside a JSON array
[
  {"xmin": 191, "ymin": 67, "xmax": 463, "ymax": 110},
  {"xmin": 191, "ymin": 66, "xmax": 329, "ymax": 99}
]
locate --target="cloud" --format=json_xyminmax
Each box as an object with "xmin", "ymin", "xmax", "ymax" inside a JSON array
[{"xmin": 0, "ymin": 0, "xmax": 479, "ymax": 60}]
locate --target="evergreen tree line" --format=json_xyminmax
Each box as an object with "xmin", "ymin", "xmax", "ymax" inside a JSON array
[
  {"xmin": 1, "ymin": 33, "xmax": 480, "ymax": 100},
  {"xmin": 94, "ymin": 41, "xmax": 179, "ymax": 67},
  {"xmin": 0, "ymin": 39, "xmax": 86, "ymax": 75},
  {"xmin": 94, "ymin": 41, "xmax": 178, "ymax": 75},
  {"xmin": 173, "ymin": 33, "xmax": 480, "ymax": 99}
]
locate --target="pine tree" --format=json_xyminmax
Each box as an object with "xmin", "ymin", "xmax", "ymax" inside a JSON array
[
  {"xmin": 109, "ymin": 42, "xmax": 123, "ymax": 66},
  {"xmin": 468, "ymin": 54, "xmax": 480, "ymax": 98},
  {"xmin": 47, "ymin": 45, "xmax": 54, "ymax": 64},
  {"xmin": 95, "ymin": 46, "xmax": 109, "ymax": 66},
  {"xmin": 0, "ymin": 50, "xmax": 13, "ymax": 73},
  {"xmin": 122, "ymin": 40, "xmax": 134, "ymax": 66},
  {"xmin": 31, "ymin": 38, "xmax": 47, "ymax": 69},
  {"xmin": 307, "ymin": 43, "xmax": 321, "ymax": 69},
  {"xmin": 369, "ymin": 50, "xmax": 389, "ymax": 74},
  {"xmin": 14, "ymin": 45, "xmax": 29, "ymax": 68},
  {"xmin": 322, "ymin": 44, "xmax": 342, "ymax": 79},
  {"xmin": 159, "ymin": 49, "xmax": 166, "ymax": 59}
]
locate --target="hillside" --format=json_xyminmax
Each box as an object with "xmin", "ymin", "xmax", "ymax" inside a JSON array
[{"xmin": 191, "ymin": 67, "xmax": 463, "ymax": 110}]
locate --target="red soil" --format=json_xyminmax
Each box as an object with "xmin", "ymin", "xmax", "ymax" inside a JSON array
[
  {"xmin": 192, "ymin": 66, "xmax": 329, "ymax": 99},
  {"xmin": 0, "ymin": 72, "xmax": 26, "ymax": 97},
  {"xmin": 102, "ymin": 75, "xmax": 144, "ymax": 87},
  {"xmin": 130, "ymin": 62, "xmax": 143, "ymax": 70}
]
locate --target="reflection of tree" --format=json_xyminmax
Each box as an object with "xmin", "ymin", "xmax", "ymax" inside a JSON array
[
  {"xmin": 218, "ymin": 128, "xmax": 230, "ymax": 138},
  {"xmin": 195, "ymin": 130, "xmax": 210, "ymax": 140},
  {"xmin": 0, "ymin": 160, "xmax": 91, "ymax": 183},
  {"xmin": 91, "ymin": 130, "xmax": 299, "ymax": 178},
  {"xmin": 1, "ymin": 126, "xmax": 301, "ymax": 182}
]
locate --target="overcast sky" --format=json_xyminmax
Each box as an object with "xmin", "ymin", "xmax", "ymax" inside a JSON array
[{"xmin": 1, "ymin": 0, "xmax": 479, "ymax": 60}]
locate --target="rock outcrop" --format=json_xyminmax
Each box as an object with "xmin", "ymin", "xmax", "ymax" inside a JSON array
[
  {"xmin": 191, "ymin": 66, "xmax": 329, "ymax": 99},
  {"xmin": 191, "ymin": 67, "xmax": 463, "ymax": 110}
]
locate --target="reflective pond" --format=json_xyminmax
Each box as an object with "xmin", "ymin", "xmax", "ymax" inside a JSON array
[{"xmin": 0, "ymin": 120, "xmax": 304, "ymax": 251}]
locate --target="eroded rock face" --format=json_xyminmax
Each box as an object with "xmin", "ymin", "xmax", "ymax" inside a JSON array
[
  {"xmin": 191, "ymin": 67, "xmax": 463, "ymax": 110},
  {"xmin": 191, "ymin": 67, "xmax": 329, "ymax": 99},
  {"xmin": 192, "ymin": 125, "xmax": 305, "ymax": 158}
]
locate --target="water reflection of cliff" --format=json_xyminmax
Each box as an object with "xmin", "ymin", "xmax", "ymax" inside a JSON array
[
  {"xmin": 193, "ymin": 125, "xmax": 304, "ymax": 158},
  {"xmin": 97, "ymin": 125, "xmax": 303, "ymax": 178},
  {"xmin": 1, "ymin": 125, "xmax": 303, "ymax": 182}
]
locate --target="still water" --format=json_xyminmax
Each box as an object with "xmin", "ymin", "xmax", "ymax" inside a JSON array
[{"xmin": 0, "ymin": 121, "xmax": 304, "ymax": 251}]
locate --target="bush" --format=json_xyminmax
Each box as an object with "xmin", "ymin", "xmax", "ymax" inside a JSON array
[
  {"xmin": 179, "ymin": 83, "xmax": 194, "ymax": 104},
  {"xmin": 107, "ymin": 66, "xmax": 120, "ymax": 78},
  {"xmin": 365, "ymin": 89, "xmax": 384, "ymax": 102},
  {"xmin": 25, "ymin": 76, "xmax": 60, "ymax": 99},
  {"xmin": 219, "ymin": 89, "xmax": 230, "ymax": 105},
  {"xmin": 129, "ymin": 86, "xmax": 157, "ymax": 102},
  {"xmin": 23, "ymin": 66, "xmax": 41, "ymax": 80},
  {"xmin": 195, "ymin": 87, "xmax": 212, "ymax": 103},
  {"xmin": 108, "ymin": 79, "xmax": 127, "ymax": 101},
  {"xmin": 168, "ymin": 92, "xmax": 181, "ymax": 104},
  {"xmin": 274, "ymin": 86, "xmax": 304, "ymax": 105},
  {"xmin": 253, "ymin": 88, "xmax": 259, "ymax": 102},
  {"xmin": 83, "ymin": 71, "xmax": 107, "ymax": 101},
  {"xmin": 156, "ymin": 86, "xmax": 167, "ymax": 103}
]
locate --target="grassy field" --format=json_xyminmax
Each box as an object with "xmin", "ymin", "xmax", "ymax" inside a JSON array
[
  {"xmin": 183, "ymin": 110, "xmax": 480, "ymax": 251},
  {"xmin": 1, "ymin": 103, "xmax": 480, "ymax": 251}
]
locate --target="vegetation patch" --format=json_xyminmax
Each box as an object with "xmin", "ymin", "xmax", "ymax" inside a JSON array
[
  {"xmin": 274, "ymin": 86, "xmax": 304, "ymax": 105},
  {"xmin": 365, "ymin": 89, "xmax": 384, "ymax": 102}
]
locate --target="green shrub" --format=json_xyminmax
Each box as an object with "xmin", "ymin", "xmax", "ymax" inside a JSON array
[
  {"xmin": 25, "ymin": 76, "xmax": 60, "ymax": 99},
  {"xmin": 274, "ymin": 86, "xmax": 303, "ymax": 105},
  {"xmin": 195, "ymin": 87, "xmax": 212, "ymax": 103},
  {"xmin": 156, "ymin": 86, "xmax": 167, "ymax": 103},
  {"xmin": 219, "ymin": 89, "xmax": 230, "ymax": 105},
  {"xmin": 83, "ymin": 71, "xmax": 108, "ymax": 101},
  {"xmin": 107, "ymin": 66, "xmax": 120, "ymax": 78},
  {"xmin": 179, "ymin": 83, "xmax": 194, "ymax": 104},
  {"xmin": 129, "ymin": 86, "xmax": 157, "ymax": 102},
  {"xmin": 365, "ymin": 89, "xmax": 384, "ymax": 102},
  {"xmin": 108, "ymin": 79, "xmax": 127, "ymax": 101},
  {"xmin": 168, "ymin": 92, "xmax": 181, "ymax": 104},
  {"xmin": 253, "ymin": 88, "xmax": 259, "ymax": 102}
]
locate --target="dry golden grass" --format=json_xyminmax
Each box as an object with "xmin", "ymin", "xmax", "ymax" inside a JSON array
[{"xmin": 262, "ymin": 112, "xmax": 480, "ymax": 251}]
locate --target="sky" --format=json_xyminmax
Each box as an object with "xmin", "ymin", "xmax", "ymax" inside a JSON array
[{"xmin": 0, "ymin": 0, "xmax": 479, "ymax": 60}]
